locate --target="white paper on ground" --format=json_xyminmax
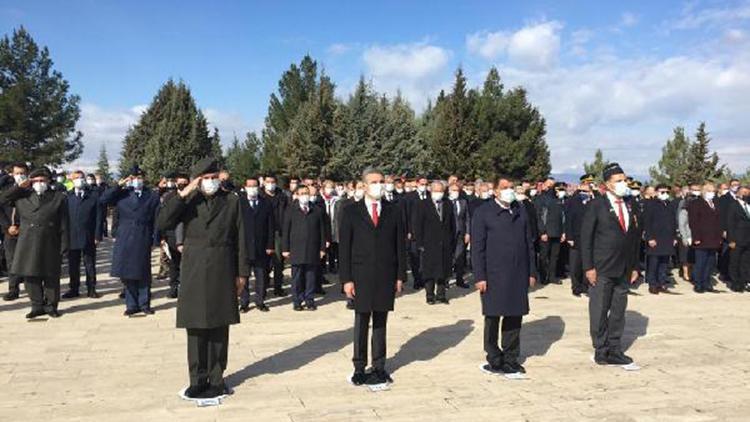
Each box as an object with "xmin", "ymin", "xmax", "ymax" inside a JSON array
[
  {"xmin": 177, "ymin": 386, "xmax": 233, "ymax": 407},
  {"xmin": 347, "ymin": 372, "xmax": 391, "ymax": 392},
  {"xmin": 479, "ymin": 364, "xmax": 527, "ymax": 380}
]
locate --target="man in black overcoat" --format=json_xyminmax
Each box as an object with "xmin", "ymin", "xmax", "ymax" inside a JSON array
[
  {"xmin": 581, "ymin": 163, "xmax": 641, "ymax": 365},
  {"xmin": 159, "ymin": 172, "xmax": 189, "ymax": 299},
  {"xmin": 0, "ymin": 167, "xmax": 69, "ymax": 318},
  {"xmin": 564, "ymin": 175, "xmax": 594, "ymax": 296},
  {"xmin": 472, "ymin": 177, "xmax": 536, "ymax": 374},
  {"xmin": 727, "ymin": 186, "xmax": 750, "ymax": 292},
  {"xmin": 642, "ymin": 184, "xmax": 678, "ymax": 294},
  {"xmin": 260, "ymin": 175, "xmax": 289, "ymax": 297},
  {"xmin": 413, "ymin": 180, "xmax": 456, "ymax": 304},
  {"xmin": 404, "ymin": 176, "xmax": 428, "ymax": 289},
  {"xmin": 157, "ymin": 158, "xmax": 250, "ymax": 399},
  {"xmin": 340, "ymin": 168, "xmax": 407, "ymax": 386},
  {"xmin": 239, "ymin": 177, "xmax": 275, "ymax": 312},
  {"xmin": 1, "ymin": 162, "xmax": 27, "ymax": 301}
]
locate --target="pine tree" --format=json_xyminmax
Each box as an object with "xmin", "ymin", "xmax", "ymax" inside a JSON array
[
  {"xmin": 583, "ymin": 149, "xmax": 610, "ymax": 183},
  {"xmin": 649, "ymin": 127, "xmax": 692, "ymax": 185},
  {"xmin": 0, "ymin": 26, "xmax": 82, "ymax": 166},
  {"xmin": 209, "ymin": 127, "xmax": 224, "ymax": 164},
  {"xmin": 225, "ymin": 132, "xmax": 261, "ymax": 182},
  {"xmin": 685, "ymin": 122, "xmax": 724, "ymax": 183},
  {"xmin": 96, "ymin": 145, "xmax": 112, "ymax": 181}
]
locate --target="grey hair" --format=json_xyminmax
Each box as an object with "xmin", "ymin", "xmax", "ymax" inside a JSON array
[{"xmin": 361, "ymin": 167, "xmax": 384, "ymax": 181}]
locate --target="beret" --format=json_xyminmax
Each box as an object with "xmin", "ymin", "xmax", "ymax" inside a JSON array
[
  {"xmin": 580, "ymin": 174, "xmax": 594, "ymax": 183},
  {"xmin": 602, "ymin": 162, "xmax": 624, "ymax": 182},
  {"xmin": 128, "ymin": 165, "xmax": 145, "ymax": 177},
  {"xmin": 163, "ymin": 171, "xmax": 178, "ymax": 179},
  {"xmin": 629, "ymin": 180, "xmax": 643, "ymax": 189},
  {"xmin": 29, "ymin": 167, "xmax": 52, "ymax": 179},
  {"xmin": 190, "ymin": 157, "xmax": 219, "ymax": 179}
]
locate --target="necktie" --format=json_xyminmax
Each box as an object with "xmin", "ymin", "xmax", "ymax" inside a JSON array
[
  {"xmin": 78, "ymin": 192, "xmax": 83, "ymax": 199},
  {"xmin": 615, "ymin": 200, "xmax": 626, "ymax": 232},
  {"xmin": 302, "ymin": 205, "xmax": 308, "ymax": 214},
  {"xmin": 251, "ymin": 200, "xmax": 256, "ymax": 209},
  {"xmin": 435, "ymin": 201, "xmax": 442, "ymax": 221},
  {"xmin": 371, "ymin": 202, "xmax": 379, "ymax": 227}
]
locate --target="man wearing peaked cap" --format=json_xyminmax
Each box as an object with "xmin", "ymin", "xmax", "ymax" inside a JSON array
[
  {"xmin": 157, "ymin": 157, "xmax": 250, "ymax": 399},
  {"xmin": 564, "ymin": 174, "xmax": 595, "ymax": 296}
]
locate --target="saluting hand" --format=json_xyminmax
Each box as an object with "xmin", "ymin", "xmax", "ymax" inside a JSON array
[
  {"xmin": 586, "ymin": 269, "xmax": 597, "ymax": 286},
  {"xmin": 235, "ymin": 276, "xmax": 247, "ymax": 296},
  {"xmin": 475, "ymin": 280, "xmax": 487, "ymax": 293},
  {"xmin": 396, "ymin": 279, "xmax": 403, "ymax": 295},
  {"xmin": 630, "ymin": 270, "xmax": 639, "ymax": 284},
  {"xmin": 18, "ymin": 179, "xmax": 31, "ymax": 189},
  {"xmin": 344, "ymin": 282, "xmax": 355, "ymax": 299},
  {"xmin": 118, "ymin": 176, "xmax": 132, "ymax": 187},
  {"xmin": 179, "ymin": 177, "xmax": 201, "ymax": 198}
]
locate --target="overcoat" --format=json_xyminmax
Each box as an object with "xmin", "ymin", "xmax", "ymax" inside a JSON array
[
  {"xmin": 413, "ymin": 199, "xmax": 455, "ymax": 280},
  {"xmin": 642, "ymin": 198, "xmax": 678, "ymax": 256},
  {"xmin": 281, "ymin": 204, "xmax": 326, "ymax": 265},
  {"xmin": 239, "ymin": 195, "xmax": 275, "ymax": 264}
]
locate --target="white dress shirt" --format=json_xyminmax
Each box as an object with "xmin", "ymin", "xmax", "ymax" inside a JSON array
[{"xmin": 606, "ymin": 191, "xmax": 629, "ymax": 231}]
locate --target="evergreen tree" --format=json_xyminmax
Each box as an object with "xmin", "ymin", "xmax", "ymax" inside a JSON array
[
  {"xmin": 583, "ymin": 149, "xmax": 610, "ymax": 183},
  {"xmin": 96, "ymin": 144, "xmax": 112, "ymax": 182},
  {"xmin": 209, "ymin": 127, "xmax": 224, "ymax": 164},
  {"xmin": 225, "ymin": 132, "xmax": 261, "ymax": 182},
  {"xmin": 685, "ymin": 122, "xmax": 724, "ymax": 183},
  {"xmin": 0, "ymin": 26, "xmax": 82, "ymax": 166},
  {"xmin": 649, "ymin": 127, "xmax": 692, "ymax": 185}
]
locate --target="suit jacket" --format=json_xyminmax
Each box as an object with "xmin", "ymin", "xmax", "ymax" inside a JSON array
[
  {"xmin": 339, "ymin": 200, "xmax": 407, "ymax": 312},
  {"xmin": 580, "ymin": 194, "xmax": 641, "ymax": 278},
  {"xmin": 449, "ymin": 198, "xmax": 470, "ymax": 237},
  {"xmin": 563, "ymin": 193, "xmax": 590, "ymax": 245},
  {"xmin": 260, "ymin": 189, "xmax": 289, "ymax": 235},
  {"xmin": 0, "ymin": 186, "xmax": 69, "ymax": 278},
  {"xmin": 717, "ymin": 192, "xmax": 737, "ymax": 232},
  {"xmin": 282, "ymin": 203, "xmax": 326, "ymax": 265},
  {"xmin": 413, "ymin": 199, "xmax": 456, "ymax": 279},
  {"xmin": 687, "ymin": 198, "xmax": 722, "ymax": 250},
  {"xmin": 67, "ymin": 189, "xmax": 103, "ymax": 250},
  {"xmin": 536, "ymin": 190, "xmax": 565, "ymax": 238},
  {"xmin": 239, "ymin": 195, "xmax": 275, "ymax": 263},
  {"xmin": 727, "ymin": 200, "xmax": 750, "ymax": 247},
  {"xmin": 642, "ymin": 198, "xmax": 678, "ymax": 256}
]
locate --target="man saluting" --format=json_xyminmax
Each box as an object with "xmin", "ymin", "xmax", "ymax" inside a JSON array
[
  {"xmin": 157, "ymin": 158, "xmax": 250, "ymax": 399},
  {"xmin": 339, "ymin": 167, "xmax": 407, "ymax": 386}
]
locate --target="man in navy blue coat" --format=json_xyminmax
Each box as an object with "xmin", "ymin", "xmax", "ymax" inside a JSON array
[
  {"xmin": 472, "ymin": 177, "xmax": 537, "ymax": 375},
  {"xmin": 62, "ymin": 170, "xmax": 103, "ymax": 299},
  {"xmin": 100, "ymin": 165, "xmax": 160, "ymax": 316},
  {"xmin": 239, "ymin": 177, "xmax": 275, "ymax": 312}
]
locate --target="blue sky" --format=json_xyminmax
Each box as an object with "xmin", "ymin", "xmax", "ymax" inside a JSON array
[{"xmin": 2, "ymin": 0, "xmax": 749, "ymax": 176}]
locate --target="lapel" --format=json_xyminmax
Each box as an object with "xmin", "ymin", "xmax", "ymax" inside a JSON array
[
  {"xmin": 205, "ymin": 192, "xmax": 226, "ymax": 225},
  {"xmin": 604, "ymin": 196, "xmax": 627, "ymax": 235},
  {"xmin": 357, "ymin": 200, "xmax": 376, "ymax": 229}
]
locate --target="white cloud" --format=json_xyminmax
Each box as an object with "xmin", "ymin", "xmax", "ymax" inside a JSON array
[
  {"xmin": 362, "ymin": 42, "xmax": 451, "ymax": 110},
  {"xmin": 467, "ymin": 21, "xmax": 563, "ymax": 70},
  {"xmin": 619, "ymin": 12, "xmax": 639, "ymax": 28},
  {"xmin": 670, "ymin": 1, "xmax": 750, "ymax": 30}
]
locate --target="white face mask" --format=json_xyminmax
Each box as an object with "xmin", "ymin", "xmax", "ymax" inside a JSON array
[
  {"xmin": 384, "ymin": 183, "xmax": 394, "ymax": 192},
  {"xmin": 367, "ymin": 183, "xmax": 384, "ymax": 200},
  {"xmin": 480, "ymin": 192, "xmax": 490, "ymax": 199},
  {"xmin": 73, "ymin": 178, "xmax": 86, "ymax": 189},
  {"xmin": 336, "ymin": 186, "xmax": 345, "ymax": 196},
  {"xmin": 657, "ymin": 192, "xmax": 669, "ymax": 201},
  {"xmin": 246, "ymin": 186, "xmax": 259, "ymax": 198},
  {"xmin": 404, "ymin": 186, "xmax": 414, "ymax": 193},
  {"xmin": 529, "ymin": 189, "xmax": 537, "ymax": 197},
  {"xmin": 13, "ymin": 174, "xmax": 27, "ymax": 185},
  {"xmin": 265, "ymin": 183, "xmax": 276, "ymax": 192},
  {"xmin": 395, "ymin": 187, "xmax": 404, "ymax": 194},
  {"xmin": 95, "ymin": 178, "xmax": 102, "ymax": 185},
  {"xmin": 353, "ymin": 189, "xmax": 365, "ymax": 201},
  {"xmin": 730, "ymin": 185, "xmax": 740, "ymax": 193},
  {"xmin": 131, "ymin": 179, "xmax": 144, "ymax": 190},
  {"xmin": 32, "ymin": 181, "xmax": 48, "ymax": 195},
  {"xmin": 631, "ymin": 189, "xmax": 641, "ymax": 197},
  {"xmin": 166, "ymin": 181, "xmax": 176, "ymax": 189},
  {"xmin": 56, "ymin": 176, "xmax": 64, "ymax": 183},
  {"xmin": 431, "ymin": 192, "xmax": 444, "ymax": 201},
  {"xmin": 516, "ymin": 193, "xmax": 527, "ymax": 201},
  {"xmin": 86, "ymin": 178, "xmax": 96, "ymax": 186},
  {"xmin": 704, "ymin": 191, "xmax": 715, "ymax": 201},
  {"xmin": 416, "ymin": 185, "xmax": 427, "ymax": 193},
  {"xmin": 556, "ymin": 190, "xmax": 566, "ymax": 199},
  {"xmin": 324, "ymin": 187, "xmax": 334, "ymax": 196},
  {"xmin": 448, "ymin": 191, "xmax": 459, "ymax": 200},
  {"xmin": 691, "ymin": 190, "xmax": 701, "ymax": 197},
  {"xmin": 201, "ymin": 178, "xmax": 220, "ymax": 195},
  {"xmin": 613, "ymin": 181, "xmax": 629, "ymax": 197},
  {"xmin": 499, "ymin": 188, "xmax": 516, "ymax": 204},
  {"xmin": 298, "ymin": 195, "xmax": 310, "ymax": 206}
]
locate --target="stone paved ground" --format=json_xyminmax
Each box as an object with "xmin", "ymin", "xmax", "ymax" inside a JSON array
[{"xmin": 1, "ymin": 238, "xmax": 749, "ymax": 421}]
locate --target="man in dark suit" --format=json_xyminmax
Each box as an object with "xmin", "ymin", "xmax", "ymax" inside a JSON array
[
  {"xmin": 100, "ymin": 165, "xmax": 161, "ymax": 316},
  {"xmin": 727, "ymin": 185, "xmax": 750, "ymax": 292},
  {"xmin": 536, "ymin": 179, "xmax": 566, "ymax": 284},
  {"xmin": 564, "ymin": 175, "xmax": 594, "ymax": 296},
  {"xmin": 1, "ymin": 162, "xmax": 27, "ymax": 301},
  {"xmin": 404, "ymin": 176, "xmax": 428, "ymax": 289},
  {"xmin": 413, "ymin": 181, "xmax": 456, "ymax": 304},
  {"xmin": 642, "ymin": 184, "xmax": 678, "ymax": 294},
  {"xmin": 158, "ymin": 172, "xmax": 189, "ymax": 299},
  {"xmin": 260, "ymin": 175, "xmax": 289, "ymax": 297},
  {"xmin": 472, "ymin": 177, "xmax": 536, "ymax": 374},
  {"xmin": 0, "ymin": 167, "xmax": 69, "ymax": 319},
  {"xmin": 717, "ymin": 179, "xmax": 741, "ymax": 283},
  {"xmin": 239, "ymin": 177, "xmax": 275, "ymax": 312},
  {"xmin": 581, "ymin": 163, "xmax": 641, "ymax": 365},
  {"xmin": 448, "ymin": 183, "xmax": 470, "ymax": 288},
  {"xmin": 157, "ymin": 158, "xmax": 250, "ymax": 400},
  {"xmin": 62, "ymin": 170, "xmax": 103, "ymax": 299},
  {"xmin": 688, "ymin": 182, "xmax": 723, "ymax": 293},
  {"xmin": 282, "ymin": 185, "xmax": 327, "ymax": 311},
  {"xmin": 340, "ymin": 167, "xmax": 407, "ymax": 386}
]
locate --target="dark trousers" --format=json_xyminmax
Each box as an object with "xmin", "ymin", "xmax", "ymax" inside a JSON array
[
  {"xmin": 68, "ymin": 246, "xmax": 97, "ymax": 291},
  {"xmin": 718, "ymin": 240, "xmax": 731, "ymax": 279},
  {"xmin": 353, "ymin": 311, "xmax": 388, "ymax": 372},
  {"xmin": 186, "ymin": 326, "xmax": 229, "ymax": 387},
  {"xmin": 539, "ymin": 237, "xmax": 561, "ymax": 283},
  {"xmin": 408, "ymin": 240, "xmax": 423, "ymax": 287},
  {"xmin": 692, "ymin": 249, "xmax": 717, "ymax": 290},
  {"xmin": 729, "ymin": 245, "xmax": 750, "ymax": 289},
  {"xmin": 25, "ymin": 276, "xmax": 60, "ymax": 312},
  {"xmin": 265, "ymin": 233, "xmax": 285, "ymax": 291},
  {"xmin": 589, "ymin": 274, "xmax": 628, "ymax": 354},
  {"xmin": 168, "ymin": 245, "xmax": 181, "ymax": 290},
  {"xmin": 425, "ymin": 278, "xmax": 446, "ymax": 301},
  {"xmin": 453, "ymin": 239, "xmax": 467, "ymax": 284},
  {"xmin": 569, "ymin": 245, "xmax": 587, "ymax": 294},
  {"xmin": 3, "ymin": 236, "xmax": 22, "ymax": 293},
  {"xmin": 240, "ymin": 264, "xmax": 267, "ymax": 307},
  {"xmin": 484, "ymin": 315, "xmax": 522, "ymax": 367},
  {"xmin": 122, "ymin": 278, "xmax": 150, "ymax": 311},
  {"xmin": 646, "ymin": 255, "xmax": 670, "ymax": 287},
  {"xmin": 327, "ymin": 242, "xmax": 338, "ymax": 272},
  {"xmin": 291, "ymin": 264, "xmax": 317, "ymax": 306}
]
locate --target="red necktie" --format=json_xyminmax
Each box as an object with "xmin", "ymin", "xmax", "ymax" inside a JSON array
[
  {"xmin": 371, "ymin": 202, "xmax": 379, "ymax": 227},
  {"xmin": 615, "ymin": 200, "xmax": 626, "ymax": 232}
]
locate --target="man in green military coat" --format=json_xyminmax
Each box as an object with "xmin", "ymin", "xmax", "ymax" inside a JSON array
[
  {"xmin": 157, "ymin": 158, "xmax": 249, "ymax": 399},
  {"xmin": 0, "ymin": 167, "xmax": 69, "ymax": 319}
]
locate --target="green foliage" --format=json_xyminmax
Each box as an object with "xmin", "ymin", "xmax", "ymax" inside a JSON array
[
  {"xmin": 685, "ymin": 122, "xmax": 725, "ymax": 183},
  {"xmin": 0, "ymin": 26, "xmax": 82, "ymax": 166},
  {"xmin": 583, "ymin": 149, "xmax": 610, "ymax": 183},
  {"xmin": 649, "ymin": 127, "xmax": 691, "ymax": 185},
  {"xmin": 96, "ymin": 144, "xmax": 112, "ymax": 182},
  {"xmin": 225, "ymin": 132, "xmax": 261, "ymax": 183}
]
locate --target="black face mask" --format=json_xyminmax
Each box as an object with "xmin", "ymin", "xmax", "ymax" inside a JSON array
[{"xmin": 177, "ymin": 184, "xmax": 188, "ymax": 190}]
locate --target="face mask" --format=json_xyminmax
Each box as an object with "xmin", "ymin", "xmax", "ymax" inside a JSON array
[
  {"xmin": 384, "ymin": 183, "xmax": 394, "ymax": 192},
  {"xmin": 395, "ymin": 187, "xmax": 404, "ymax": 194},
  {"xmin": 323, "ymin": 187, "xmax": 334, "ymax": 196},
  {"xmin": 691, "ymin": 190, "xmax": 701, "ymax": 197},
  {"xmin": 32, "ymin": 181, "xmax": 48, "ymax": 194},
  {"xmin": 73, "ymin": 178, "xmax": 86, "ymax": 189},
  {"xmin": 336, "ymin": 186, "xmax": 345, "ymax": 196},
  {"xmin": 480, "ymin": 192, "xmax": 490, "ymax": 199},
  {"xmin": 297, "ymin": 195, "xmax": 310, "ymax": 206},
  {"xmin": 529, "ymin": 189, "xmax": 537, "ymax": 197},
  {"xmin": 613, "ymin": 181, "xmax": 629, "ymax": 197},
  {"xmin": 556, "ymin": 190, "xmax": 566, "ymax": 199},
  {"xmin": 289, "ymin": 183, "xmax": 298, "ymax": 191},
  {"xmin": 13, "ymin": 174, "xmax": 27, "ymax": 185},
  {"xmin": 265, "ymin": 183, "xmax": 276, "ymax": 192},
  {"xmin": 658, "ymin": 192, "xmax": 669, "ymax": 201},
  {"xmin": 166, "ymin": 181, "xmax": 176, "ymax": 189},
  {"xmin": 416, "ymin": 185, "xmax": 427, "ymax": 193},
  {"xmin": 499, "ymin": 188, "xmax": 516, "ymax": 204},
  {"xmin": 631, "ymin": 189, "xmax": 641, "ymax": 197},
  {"xmin": 201, "ymin": 178, "xmax": 220, "ymax": 195},
  {"xmin": 131, "ymin": 179, "xmax": 144, "ymax": 190},
  {"xmin": 95, "ymin": 178, "xmax": 102, "ymax": 185},
  {"xmin": 367, "ymin": 183, "xmax": 384, "ymax": 200},
  {"xmin": 704, "ymin": 191, "xmax": 715, "ymax": 201},
  {"xmin": 448, "ymin": 191, "xmax": 459, "ymax": 200},
  {"xmin": 730, "ymin": 185, "xmax": 740, "ymax": 193},
  {"xmin": 353, "ymin": 189, "xmax": 365, "ymax": 201},
  {"xmin": 56, "ymin": 176, "xmax": 64, "ymax": 183},
  {"xmin": 431, "ymin": 192, "xmax": 444, "ymax": 201},
  {"xmin": 516, "ymin": 193, "xmax": 527, "ymax": 201},
  {"xmin": 246, "ymin": 187, "xmax": 259, "ymax": 198},
  {"xmin": 86, "ymin": 178, "xmax": 95, "ymax": 186}
]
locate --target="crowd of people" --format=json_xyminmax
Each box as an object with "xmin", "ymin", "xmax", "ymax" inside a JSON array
[{"xmin": 0, "ymin": 158, "xmax": 748, "ymax": 398}]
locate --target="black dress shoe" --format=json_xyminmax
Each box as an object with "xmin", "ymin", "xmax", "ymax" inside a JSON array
[
  {"xmin": 507, "ymin": 361, "xmax": 526, "ymax": 373},
  {"xmin": 346, "ymin": 301, "xmax": 355, "ymax": 310},
  {"xmin": 26, "ymin": 309, "xmax": 47, "ymax": 319},
  {"xmin": 365, "ymin": 369, "xmax": 392, "ymax": 385},
  {"xmin": 62, "ymin": 290, "xmax": 80, "ymax": 299},
  {"xmin": 3, "ymin": 291, "xmax": 19, "ymax": 301},
  {"xmin": 607, "ymin": 351, "xmax": 633, "ymax": 365},
  {"xmin": 239, "ymin": 305, "xmax": 250, "ymax": 313},
  {"xmin": 258, "ymin": 304, "xmax": 270, "ymax": 312},
  {"xmin": 87, "ymin": 288, "xmax": 101, "ymax": 298},
  {"xmin": 273, "ymin": 288, "xmax": 287, "ymax": 297},
  {"xmin": 499, "ymin": 362, "xmax": 518, "ymax": 374},
  {"xmin": 293, "ymin": 304, "xmax": 304, "ymax": 311},
  {"xmin": 141, "ymin": 308, "xmax": 155, "ymax": 315},
  {"xmin": 426, "ymin": 298, "xmax": 436, "ymax": 305},
  {"xmin": 594, "ymin": 351, "xmax": 609, "ymax": 365},
  {"xmin": 124, "ymin": 309, "xmax": 139, "ymax": 316},
  {"xmin": 314, "ymin": 288, "xmax": 326, "ymax": 295},
  {"xmin": 693, "ymin": 287, "xmax": 704, "ymax": 294},
  {"xmin": 307, "ymin": 304, "xmax": 317, "ymax": 311},
  {"xmin": 184, "ymin": 383, "xmax": 209, "ymax": 398},
  {"xmin": 350, "ymin": 371, "xmax": 368, "ymax": 386},
  {"xmin": 437, "ymin": 297, "xmax": 449, "ymax": 304},
  {"xmin": 167, "ymin": 288, "xmax": 178, "ymax": 299},
  {"xmin": 705, "ymin": 287, "xmax": 719, "ymax": 293},
  {"xmin": 572, "ymin": 291, "xmax": 581, "ymax": 297},
  {"xmin": 648, "ymin": 286, "xmax": 660, "ymax": 295},
  {"xmin": 481, "ymin": 363, "xmax": 505, "ymax": 374},
  {"xmin": 118, "ymin": 290, "xmax": 126, "ymax": 299},
  {"xmin": 47, "ymin": 310, "xmax": 62, "ymax": 318},
  {"xmin": 197, "ymin": 385, "xmax": 225, "ymax": 399}
]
